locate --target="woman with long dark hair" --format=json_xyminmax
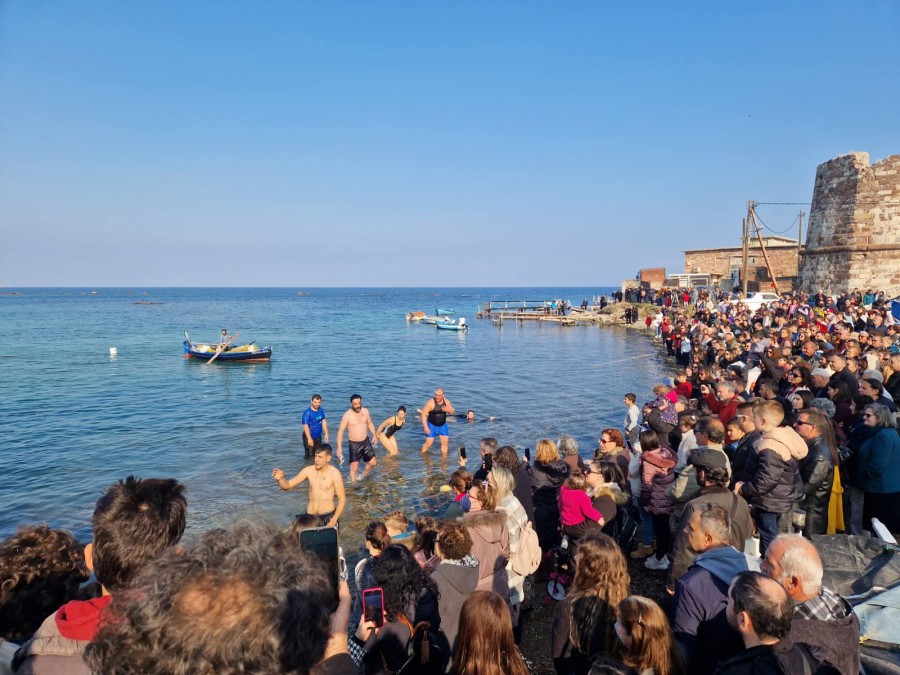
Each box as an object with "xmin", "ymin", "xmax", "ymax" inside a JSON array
[
  {"xmin": 454, "ymin": 591, "xmax": 529, "ymax": 675},
  {"xmin": 355, "ymin": 544, "xmax": 440, "ymax": 674},
  {"xmin": 551, "ymin": 534, "xmax": 631, "ymax": 675}
]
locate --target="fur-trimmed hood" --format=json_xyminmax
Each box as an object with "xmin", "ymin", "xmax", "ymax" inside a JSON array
[
  {"xmin": 757, "ymin": 426, "xmax": 808, "ymax": 462},
  {"xmin": 461, "ymin": 511, "xmax": 508, "ymax": 545},
  {"xmin": 590, "ymin": 483, "xmax": 630, "ymax": 505}
]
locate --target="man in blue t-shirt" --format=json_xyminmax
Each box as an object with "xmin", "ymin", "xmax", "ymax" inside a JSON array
[{"xmin": 301, "ymin": 394, "xmax": 328, "ymax": 458}]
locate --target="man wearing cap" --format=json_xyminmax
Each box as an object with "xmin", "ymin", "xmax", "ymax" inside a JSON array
[{"xmin": 668, "ymin": 446, "xmax": 752, "ymax": 592}]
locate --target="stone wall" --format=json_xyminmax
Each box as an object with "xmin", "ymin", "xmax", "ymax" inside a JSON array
[
  {"xmin": 798, "ymin": 152, "xmax": 900, "ymax": 296},
  {"xmin": 684, "ymin": 245, "xmax": 799, "ymax": 285}
]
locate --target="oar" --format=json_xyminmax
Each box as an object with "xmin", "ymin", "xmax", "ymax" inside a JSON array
[{"xmin": 206, "ymin": 332, "xmax": 239, "ymax": 365}]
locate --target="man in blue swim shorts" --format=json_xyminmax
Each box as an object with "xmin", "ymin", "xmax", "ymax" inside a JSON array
[{"xmin": 421, "ymin": 387, "xmax": 455, "ymax": 454}]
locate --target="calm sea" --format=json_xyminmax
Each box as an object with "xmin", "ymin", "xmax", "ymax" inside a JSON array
[{"xmin": 0, "ymin": 287, "xmax": 666, "ymax": 549}]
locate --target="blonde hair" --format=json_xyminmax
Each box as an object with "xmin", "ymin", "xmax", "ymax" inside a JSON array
[
  {"xmin": 384, "ymin": 511, "xmax": 408, "ymax": 533},
  {"xmin": 753, "ymin": 400, "xmax": 785, "ymax": 429},
  {"xmin": 471, "ymin": 482, "xmax": 498, "ymax": 512},
  {"xmin": 489, "ymin": 466, "xmax": 515, "ymax": 501},
  {"xmin": 535, "ymin": 439, "xmax": 560, "ymax": 464}
]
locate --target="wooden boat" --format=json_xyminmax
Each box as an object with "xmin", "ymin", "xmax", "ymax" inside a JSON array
[
  {"xmin": 406, "ymin": 311, "xmax": 427, "ymax": 322},
  {"xmin": 435, "ymin": 308, "xmax": 455, "ymax": 315},
  {"xmin": 182, "ymin": 331, "xmax": 272, "ymax": 362},
  {"xmin": 436, "ymin": 318, "xmax": 468, "ymax": 331}
]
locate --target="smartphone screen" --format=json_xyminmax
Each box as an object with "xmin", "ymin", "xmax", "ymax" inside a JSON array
[
  {"xmin": 362, "ymin": 587, "xmax": 385, "ymax": 628},
  {"xmin": 458, "ymin": 445, "xmax": 466, "ymax": 460},
  {"xmin": 483, "ymin": 454, "xmax": 493, "ymax": 472},
  {"xmin": 299, "ymin": 526, "xmax": 339, "ymax": 596},
  {"xmin": 524, "ymin": 448, "xmax": 531, "ymax": 463}
]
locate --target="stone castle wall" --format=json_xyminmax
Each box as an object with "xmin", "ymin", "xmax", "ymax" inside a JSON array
[{"xmin": 798, "ymin": 152, "xmax": 900, "ymax": 296}]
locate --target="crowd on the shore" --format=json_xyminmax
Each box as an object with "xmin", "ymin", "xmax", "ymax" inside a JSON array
[{"xmin": 2, "ymin": 287, "xmax": 899, "ymax": 675}]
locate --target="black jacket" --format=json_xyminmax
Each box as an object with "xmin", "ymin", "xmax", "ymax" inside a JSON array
[
  {"xmin": 528, "ymin": 459, "xmax": 569, "ymax": 549},
  {"xmin": 790, "ymin": 612, "xmax": 860, "ymax": 675},
  {"xmin": 730, "ymin": 431, "xmax": 761, "ymax": 486},
  {"xmin": 714, "ymin": 638, "xmax": 839, "ymax": 675},
  {"xmin": 798, "ymin": 436, "xmax": 835, "ymax": 536},
  {"xmin": 739, "ymin": 437, "xmax": 802, "ymax": 516}
]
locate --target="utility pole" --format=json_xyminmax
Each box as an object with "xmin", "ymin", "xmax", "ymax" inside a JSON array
[
  {"xmin": 797, "ymin": 210, "xmax": 804, "ymax": 270},
  {"xmin": 741, "ymin": 201, "xmax": 751, "ymax": 295},
  {"xmin": 748, "ymin": 201, "xmax": 780, "ymax": 294}
]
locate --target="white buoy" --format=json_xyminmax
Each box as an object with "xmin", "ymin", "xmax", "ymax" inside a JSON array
[{"xmin": 109, "ymin": 347, "xmax": 118, "ymax": 356}]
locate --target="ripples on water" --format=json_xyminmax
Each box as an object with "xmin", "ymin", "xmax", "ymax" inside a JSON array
[{"xmin": 0, "ymin": 288, "xmax": 666, "ymax": 554}]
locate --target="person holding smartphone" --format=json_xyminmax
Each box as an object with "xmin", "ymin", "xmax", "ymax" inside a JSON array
[{"xmin": 272, "ymin": 444, "xmax": 346, "ymax": 528}]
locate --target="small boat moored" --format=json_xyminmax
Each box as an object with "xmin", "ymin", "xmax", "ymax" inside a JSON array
[
  {"xmin": 435, "ymin": 308, "xmax": 455, "ymax": 315},
  {"xmin": 436, "ymin": 317, "xmax": 469, "ymax": 331},
  {"xmin": 183, "ymin": 331, "xmax": 272, "ymax": 362}
]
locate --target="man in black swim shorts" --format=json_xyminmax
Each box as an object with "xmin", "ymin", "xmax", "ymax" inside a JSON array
[{"xmin": 336, "ymin": 394, "xmax": 378, "ymax": 482}]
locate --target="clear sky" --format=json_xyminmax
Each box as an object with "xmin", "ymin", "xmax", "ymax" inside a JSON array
[{"xmin": 1, "ymin": 1, "xmax": 898, "ymax": 287}]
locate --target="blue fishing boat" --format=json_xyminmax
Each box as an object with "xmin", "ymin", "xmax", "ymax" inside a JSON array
[
  {"xmin": 435, "ymin": 308, "xmax": 455, "ymax": 315},
  {"xmin": 436, "ymin": 318, "xmax": 469, "ymax": 331},
  {"xmin": 183, "ymin": 331, "xmax": 272, "ymax": 362}
]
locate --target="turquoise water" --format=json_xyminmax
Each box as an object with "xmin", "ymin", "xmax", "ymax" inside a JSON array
[{"xmin": 0, "ymin": 287, "xmax": 665, "ymax": 547}]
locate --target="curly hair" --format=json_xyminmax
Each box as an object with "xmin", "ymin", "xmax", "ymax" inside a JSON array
[
  {"xmin": 568, "ymin": 534, "xmax": 630, "ymax": 657},
  {"xmin": 84, "ymin": 520, "xmax": 336, "ymax": 675},
  {"xmin": 436, "ymin": 521, "xmax": 473, "ymax": 561},
  {"xmin": 0, "ymin": 525, "xmax": 89, "ymax": 638},
  {"xmin": 373, "ymin": 544, "xmax": 439, "ymax": 623}
]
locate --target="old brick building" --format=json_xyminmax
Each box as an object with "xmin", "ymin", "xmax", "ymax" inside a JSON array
[
  {"xmin": 798, "ymin": 152, "xmax": 900, "ymax": 296},
  {"xmin": 683, "ymin": 237, "xmax": 801, "ymax": 291}
]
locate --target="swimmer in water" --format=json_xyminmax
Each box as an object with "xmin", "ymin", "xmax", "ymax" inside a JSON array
[{"xmin": 375, "ymin": 406, "xmax": 407, "ymax": 456}]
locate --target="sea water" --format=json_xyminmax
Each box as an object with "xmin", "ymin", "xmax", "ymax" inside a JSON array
[{"xmin": 0, "ymin": 287, "xmax": 665, "ymax": 548}]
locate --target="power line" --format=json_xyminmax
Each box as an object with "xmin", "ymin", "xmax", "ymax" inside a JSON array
[{"xmin": 754, "ymin": 210, "xmax": 798, "ymax": 236}]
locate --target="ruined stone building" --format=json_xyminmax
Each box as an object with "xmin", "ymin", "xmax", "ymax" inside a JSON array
[{"xmin": 798, "ymin": 152, "xmax": 900, "ymax": 296}]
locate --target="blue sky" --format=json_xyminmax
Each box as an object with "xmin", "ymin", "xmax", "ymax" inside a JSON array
[{"xmin": 1, "ymin": 1, "xmax": 898, "ymax": 286}]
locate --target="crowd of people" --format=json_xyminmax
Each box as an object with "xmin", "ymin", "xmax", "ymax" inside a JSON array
[{"xmin": 2, "ymin": 287, "xmax": 899, "ymax": 675}]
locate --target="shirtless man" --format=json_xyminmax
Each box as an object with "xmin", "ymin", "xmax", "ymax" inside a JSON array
[
  {"xmin": 336, "ymin": 394, "xmax": 378, "ymax": 482},
  {"xmin": 421, "ymin": 387, "xmax": 455, "ymax": 454},
  {"xmin": 272, "ymin": 444, "xmax": 346, "ymax": 528}
]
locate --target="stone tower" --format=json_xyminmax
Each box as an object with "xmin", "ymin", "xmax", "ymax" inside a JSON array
[{"xmin": 798, "ymin": 152, "xmax": 900, "ymax": 296}]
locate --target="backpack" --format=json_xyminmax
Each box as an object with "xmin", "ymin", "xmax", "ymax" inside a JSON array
[
  {"xmin": 392, "ymin": 619, "xmax": 444, "ymax": 675},
  {"xmin": 607, "ymin": 508, "xmax": 638, "ymax": 554},
  {"xmin": 510, "ymin": 515, "xmax": 542, "ymax": 576}
]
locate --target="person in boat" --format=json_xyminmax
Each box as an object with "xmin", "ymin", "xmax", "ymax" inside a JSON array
[
  {"xmin": 301, "ymin": 394, "xmax": 329, "ymax": 459},
  {"xmin": 421, "ymin": 388, "xmax": 455, "ymax": 454},
  {"xmin": 217, "ymin": 328, "xmax": 232, "ymax": 349},
  {"xmin": 376, "ymin": 406, "xmax": 406, "ymax": 455},
  {"xmin": 272, "ymin": 444, "xmax": 346, "ymax": 528},
  {"xmin": 336, "ymin": 394, "xmax": 378, "ymax": 482}
]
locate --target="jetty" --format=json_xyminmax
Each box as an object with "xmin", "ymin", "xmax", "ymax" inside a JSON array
[{"xmin": 476, "ymin": 299, "xmax": 619, "ymax": 326}]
